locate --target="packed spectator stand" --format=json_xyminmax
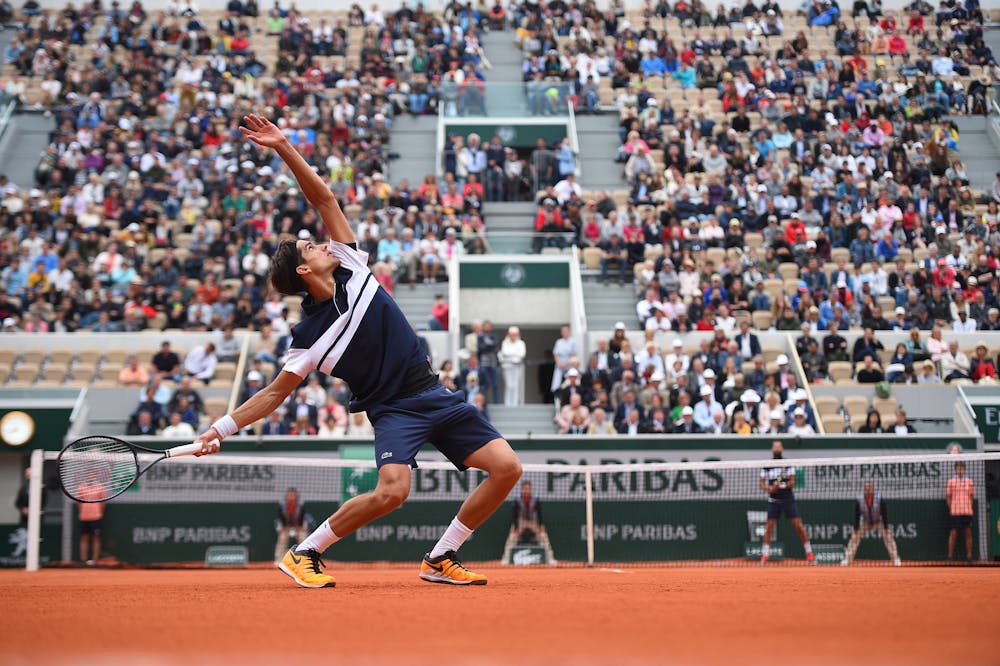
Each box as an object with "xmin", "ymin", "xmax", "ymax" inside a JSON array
[{"xmin": 0, "ymin": 0, "xmax": 998, "ymax": 437}]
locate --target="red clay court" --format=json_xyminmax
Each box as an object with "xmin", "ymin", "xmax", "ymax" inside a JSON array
[{"xmin": 2, "ymin": 566, "xmax": 997, "ymax": 665}]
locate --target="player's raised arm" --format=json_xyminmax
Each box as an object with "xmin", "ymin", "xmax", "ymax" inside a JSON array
[
  {"xmin": 240, "ymin": 113, "xmax": 355, "ymax": 245},
  {"xmin": 194, "ymin": 370, "xmax": 303, "ymax": 454}
]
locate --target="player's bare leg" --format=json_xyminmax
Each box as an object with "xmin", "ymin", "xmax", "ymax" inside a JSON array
[
  {"xmin": 79, "ymin": 535, "xmax": 89, "ymax": 564},
  {"xmin": 879, "ymin": 526, "xmax": 902, "ymax": 566},
  {"xmin": 790, "ymin": 517, "xmax": 815, "ymax": 563},
  {"xmin": 91, "ymin": 535, "xmax": 101, "ymax": 563},
  {"xmin": 278, "ymin": 465, "xmax": 411, "ymax": 589},
  {"xmin": 964, "ymin": 527, "xmax": 973, "ymax": 562},
  {"xmin": 455, "ymin": 439, "xmax": 522, "ymax": 528},
  {"xmin": 842, "ymin": 524, "xmax": 869, "ymax": 566},
  {"xmin": 760, "ymin": 519, "xmax": 777, "ymax": 563},
  {"xmin": 421, "ymin": 438, "xmax": 522, "ymax": 585},
  {"xmin": 947, "ymin": 528, "xmax": 957, "ymax": 560}
]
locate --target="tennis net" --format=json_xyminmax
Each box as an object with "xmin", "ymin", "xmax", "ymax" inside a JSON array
[{"xmin": 26, "ymin": 450, "xmax": 1000, "ymax": 568}]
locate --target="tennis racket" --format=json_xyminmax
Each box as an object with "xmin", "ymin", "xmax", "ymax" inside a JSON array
[{"xmin": 58, "ymin": 436, "xmax": 217, "ymax": 503}]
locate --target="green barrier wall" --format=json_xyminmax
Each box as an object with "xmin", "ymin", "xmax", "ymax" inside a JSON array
[{"xmin": 99, "ymin": 498, "xmax": 963, "ymax": 564}]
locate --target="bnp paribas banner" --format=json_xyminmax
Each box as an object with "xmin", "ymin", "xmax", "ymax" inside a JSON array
[
  {"xmin": 100, "ymin": 497, "xmax": 971, "ymax": 565},
  {"xmin": 92, "ymin": 452, "xmax": 982, "ymax": 565},
  {"xmin": 113, "ymin": 452, "xmax": 972, "ymax": 504}
]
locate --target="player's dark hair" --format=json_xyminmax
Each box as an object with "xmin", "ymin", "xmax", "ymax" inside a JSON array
[{"xmin": 269, "ymin": 239, "xmax": 307, "ymax": 296}]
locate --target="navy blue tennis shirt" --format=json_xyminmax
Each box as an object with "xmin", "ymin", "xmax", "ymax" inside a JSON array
[{"xmin": 282, "ymin": 240, "xmax": 435, "ymax": 412}]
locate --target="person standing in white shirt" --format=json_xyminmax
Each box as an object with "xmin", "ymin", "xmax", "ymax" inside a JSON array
[
  {"xmin": 499, "ymin": 326, "xmax": 527, "ymax": 406},
  {"xmin": 550, "ymin": 325, "xmax": 578, "ymax": 394},
  {"xmin": 183, "ymin": 343, "xmax": 218, "ymax": 384}
]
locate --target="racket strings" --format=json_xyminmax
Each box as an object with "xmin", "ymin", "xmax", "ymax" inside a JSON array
[{"xmin": 59, "ymin": 437, "xmax": 138, "ymax": 502}]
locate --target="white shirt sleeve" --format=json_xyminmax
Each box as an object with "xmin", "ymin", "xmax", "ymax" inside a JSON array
[
  {"xmin": 328, "ymin": 239, "xmax": 369, "ymax": 272},
  {"xmin": 282, "ymin": 347, "xmax": 316, "ymax": 378}
]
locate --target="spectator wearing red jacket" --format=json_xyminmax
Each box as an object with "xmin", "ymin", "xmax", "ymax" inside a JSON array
[
  {"xmin": 970, "ymin": 343, "xmax": 997, "ymax": 382},
  {"xmin": 785, "ymin": 213, "xmax": 807, "ymax": 246}
]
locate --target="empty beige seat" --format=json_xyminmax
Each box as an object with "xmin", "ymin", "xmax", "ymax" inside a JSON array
[
  {"xmin": 751, "ymin": 311, "xmax": 772, "ymax": 330},
  {"xmin": 48, "ymin": 350, "xmax": 75, "ymax": 365},
  {"xmin": 40, "ymin": 364, "xmax": 69, "ymax": 382},
  {"xmin": 872, "ymin": 397, "xmax": 898, "ymax": 421},
  {"xmin": 778, "ymin": 263, "xmax": 800, "ymax": 281},
  {"xmin": 762, "ymin": 278, "xmax": 784, "ymax": 300},
  {"xmin": 821, "ymin": 415, "xmax": 845, "ymax": 434},
  {"xmin": 77, "ymin": 348, "xmax": 102, "ymax": 365},
  {"xmin": 12, "ymin": 365, "xmax": 39, "ymax": 383},
  {"xmin": 70, "ymin": 364, "xmax": 98, "ymax": 384},
  {"xmin": 843, "ymin": 396, "xmax": 870, "ymax": 419},
  {"xmin": 204, "ymin": 397, "xmax": 230, "ymax": 418},
  {"xmin": 21, "ymin": 349, "xmax": 46, "ymax": 365},
  {"xmin": 214, "ymin": 363, "xmax": 237, "ymax": 382},
  {"xmin": 828, "ymin": 362, "xmax": 853, "ymax": 383},
  {"xmin": 33, "ymin": 379, "xmax": 63, "ymax": 389},
  {"xmin": 105, "ymin": 349, "xmax": 130, "ymax": 364},
  {"xmin": 813, "ymin": 396, "xmax": 840, "ymax": 416}
]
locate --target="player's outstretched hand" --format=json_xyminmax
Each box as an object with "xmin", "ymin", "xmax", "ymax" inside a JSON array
[
  {"xmin": 193, "ymin": 428, "xmax": 222, "ymax": 457},
  {"xmin": 240, "ymin": 114, "xmax": 286, "ymax": 149}
]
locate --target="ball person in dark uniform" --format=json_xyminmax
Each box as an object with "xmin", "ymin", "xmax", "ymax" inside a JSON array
[
  {"xmin": 501, "ymin": 481, "xmax": 556, "ymax": 565},
  {"xmin": 759, "ymin": 441, "xmax": 815, "ymax": 564},
  {"xmin": 274, "ymin": 487, "xmax": 310, "ymax": 564}
]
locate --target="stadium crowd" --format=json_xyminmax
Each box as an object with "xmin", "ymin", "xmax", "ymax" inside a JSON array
[
  {"xmin": 0, "ymin": 0, "xmax": 998, "ymax": 437},
  {"xmin": 490, "ymin": 0, "xmax": 1000, "ymax": 435}
]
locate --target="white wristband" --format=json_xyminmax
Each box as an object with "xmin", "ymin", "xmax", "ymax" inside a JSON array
[{"xmin": 211, "ymin": 414, "xmax": 238, "ymax": 439}]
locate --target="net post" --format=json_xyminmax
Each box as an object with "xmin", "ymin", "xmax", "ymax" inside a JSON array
[
  {"xmin": 976, "ymin": 436, "xmax": 987, "ymax": 562},
  {"xmin": 584, "ymin": 468, "xmax": 594, "ymax": 567},
  {"xmin": 25, "ymin": 449, "xmax": 43, "ymax": 572}
]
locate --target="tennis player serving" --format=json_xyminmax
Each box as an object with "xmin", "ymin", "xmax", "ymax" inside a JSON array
[{"xmin": 194, "ymin": 114, "xmax": 522, "ymax": 588}]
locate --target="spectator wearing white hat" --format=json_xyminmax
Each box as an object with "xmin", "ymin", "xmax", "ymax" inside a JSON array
[
  {"xmin": 498, "ymin": 326, "xmax": 526, "ymax": 407},
  {"xmin": 557, "ymin": 367, "xmax": 589, "ymax": 407},
  {"xmin": 664, "ymin": 338, "xmax": 689, "ymax": 374},
  {"xmin": 787, "ymin": 407, "xmax": 816, "ymax": 435},
  {"xmin": 730, "ymin": 389, "xmax": 761, "ymax": 431},
  {"xmin": 771, "ymin": 353, "xmax": 793, "ymax": 391},
  {"xmin": 785, "ymin": 388, "xmax": 816, "ymax": 430},
  {"xmin": 693, "ymin": 383, "xmax": 723, "ymax": 432},
  {"xmin": 673, "ymin": 405, "xmax": 702, "ymax": 434}
]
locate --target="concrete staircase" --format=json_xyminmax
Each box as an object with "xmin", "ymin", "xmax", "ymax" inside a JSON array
[
  {"xmin": 583, "ymin": 282, "xmax": 640, "ymax": 333},
  {"xmin": 0, "ymin": 113, "xmax": 54, "ymax": 188},
  {"xmin": 484, "ymin": 201, "xmax": 536, "ymax": 253},
  {"xmin": 951, "ymin": 115, "xmax": 997, "ymax": 193},
  {"xmin": 574, "ymin": 114, "xmax": 628, "ymax": 192},
  {"xmin": 386, "ymin": 114, "xmax": 438, "ymax": 188},
  {"xmin": 389, "ymin": 281, "xmax": 443, "ymax": 330},
  {"xmin": 479, "ymin": 30, "xmax": 526, "ymax": 115},
  {"xmin": 488, "ymin": 404, "xmax": 557, "ymax": 436}
]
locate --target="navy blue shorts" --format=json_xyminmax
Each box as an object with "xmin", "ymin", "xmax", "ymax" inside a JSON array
[
  {"xmin": 367, "ymin": 384, "xmax": 502, "ymax": 470},
  {"xmin": 80, "ymin": 519, "xmax": 102, "ymax": 536},
  {"xmin": 949, "ymin": 514, "xmax": 972, "ymax": 530},
  {"xmin": 767, "ymin": 498, "xmax": 800, "ymax": 520}
]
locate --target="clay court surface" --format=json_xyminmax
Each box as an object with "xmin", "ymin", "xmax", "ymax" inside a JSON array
[{"xmin": 1, "ymin": 567, "xmax": 997, "ymax": 665}]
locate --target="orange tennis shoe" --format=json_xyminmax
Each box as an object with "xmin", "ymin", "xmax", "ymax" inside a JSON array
[
  {"xmin": 420, "ymin": 550, "xmax": 487, "ymax": 585},
  {"xmin": 278, "ymin": 547, "xmax": 336, "ymax": 588}
]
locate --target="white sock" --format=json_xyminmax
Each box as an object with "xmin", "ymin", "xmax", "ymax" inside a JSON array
[
  {"xmin": 762, "ymin": 543, "xmax": 770, "ymax": 557},
  {"xmin": 804, "ymin": 541, "xmax": 813, "ymax": 555},
  {"xmin": 429, "ymin": 517, "xmax": 473, "ymax": 559},
  {"xmin": 295, "ymin": 520, "xmax": 340, "ymax": 554}
]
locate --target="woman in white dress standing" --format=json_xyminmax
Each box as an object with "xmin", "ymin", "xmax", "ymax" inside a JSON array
[{"xmin": 499, "ymin": 326, "xmax": 527, "ymax": 406}]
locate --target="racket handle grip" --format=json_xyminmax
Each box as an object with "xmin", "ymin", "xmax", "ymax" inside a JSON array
[{"xmin": 167, "ymin": 440, "xmax": 220, "ymax": 458}]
